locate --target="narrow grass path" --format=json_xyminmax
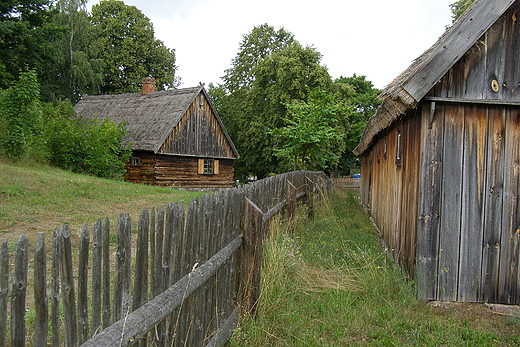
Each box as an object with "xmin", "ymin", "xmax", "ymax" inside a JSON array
[{"xmin": 229, "ymin": 189, "xmax": 520, "ymax": 346}]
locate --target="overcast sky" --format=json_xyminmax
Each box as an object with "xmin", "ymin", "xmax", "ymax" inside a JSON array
[{"xmin": 86, "ymin": 0, "xmax": 454, "ymax": 89}]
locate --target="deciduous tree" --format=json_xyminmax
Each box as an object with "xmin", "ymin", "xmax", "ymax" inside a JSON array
[
  {"xmin": 270, "ymin": 89, "xmax": 349, "ymax": 171},
  {"xmin": 91, "ymin": 0, "xmax": 176, "ymax": 94}
]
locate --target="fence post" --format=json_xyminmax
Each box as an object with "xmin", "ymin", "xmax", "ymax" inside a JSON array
[
  {"xmin": 60, "ymin": 224, "xmax": 77, "ymax": 347},
  {"xmin": 286, "ymin": 180, "xmax": 297, "ymax": 220},
  {"xmin": 114, "ymin": 213, "xmax": 132, "ymax": 322},
  {"xmin": 305, "ymin": 176, "xmax": 315, "ymax": 219},
  {"xmin": 101, "ymin": 217, "xmax": 111, "ymax": 329},
  {"xmin": 11, "ymin": 235, "xmax": 28, "ymax": 347},
  {"xmin": 51, "ymin": 229, "xmax": 61, "ymax": 347},
  {"xmin": 34, "ymin": 232, "xmax": 48, "ymax": 347},
  {"xmin": 78, "ymin": 223, "xmax": 90, "ymax": 344},
  {"xmin": 91, "ymin": 219, "xmax": 102, "ymax": 336},
  {"xmin": 0, "ymin": 241, "xmax": 9, "ymax": 347},
  {"xmin": 241, "ymin": 197, "xmax": 265, "ymax": 316}
]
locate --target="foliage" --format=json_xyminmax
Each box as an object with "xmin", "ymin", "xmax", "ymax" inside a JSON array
[
  {"xmin": 450, "ymin": 0, "xmax": 476, "ymax": 22},
  {"xmin": 91, "ymin": 0, "xmax": 176, "ymax": 94},
  {"xmin": 270, "ymin": 89, "xmax": 349, "ymax": 171},
  {"xmin": 223, "ymin": 23, "xmax": 295, "ymax": 92},
  {"xmin": 211, "ymin": 26, "xmax": 332, "ymax": 179},
  {"xmin": 42, "ymin": 101, "xmax": 132, "ymax": 179},
  {"xmin": 0, "ymin": 0, "xmax": 66, "ymax": 101},
  {"xmin": 0, "ymin": 70, "xmax": 42, "ymax": 159},
  {"xmin": 212, "ymin": 24, "xmax": 380, "ymax": 178},
  {"xmin": 48, "ymin": 0, "xmax": 104, "ymax": 103},
  {"xmin": 333, "ymin": 75, "xmax": 380, "ymax": 174}
]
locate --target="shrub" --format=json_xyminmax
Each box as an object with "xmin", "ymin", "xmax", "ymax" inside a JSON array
[{"xmin": 43, "ymin": 101, "xmax": 132, "ymax": 179}]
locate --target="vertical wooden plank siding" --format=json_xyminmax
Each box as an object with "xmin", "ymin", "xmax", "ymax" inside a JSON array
[
  {"xmin": 481, "ymin": 107, "xmax": 506, "ymax": 302},
  {"xmin": 400, "ymin": 109, "xmax": 422, "ymax": 273},
  {"xmin": 458, "ymin": 105, "xmax": 487, "ymax": 302},
  {"xmin": 358, "ymin": 113, "xmax": 421, "ymax": 275},
  {"xmin": 498, "ymin": 107, "xmax": 520, "ymax": 304},
  {"xmin": 160, "ymin": 95, "xmax": 236, "ymax": 159},
  {"xmin": 437, "ymin": 104, "xmax": 464, "ymax": 301},
  {"xmin": 416, "ymin": 103, "xmax": 445, "ymax": 300}
]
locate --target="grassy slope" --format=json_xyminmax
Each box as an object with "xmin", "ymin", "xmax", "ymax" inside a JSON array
[
  {"xmin": 0, "ymin": 161, "xmax": 203, "ymax": 243},
  {"xmin": 230, "ymin": 190, "xmax": 520, "ymax": 346}
]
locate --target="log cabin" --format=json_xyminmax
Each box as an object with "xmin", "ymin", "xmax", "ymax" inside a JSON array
[
  {"xmin": 354, "ymin": 0, "xmax": 520, "ymax": 304},
  {"xmin": 75, "ymin": 79, "xmax": 239, "ymax": 188}
]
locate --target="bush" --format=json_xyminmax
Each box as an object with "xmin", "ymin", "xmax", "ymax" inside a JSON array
[
  {"xmin": 0, "ymin": 70, "xmax": 42, "ymax": 159},
  {"xmin": 43, "ymin": 101, "xmax": 132, "ymax": 179}
]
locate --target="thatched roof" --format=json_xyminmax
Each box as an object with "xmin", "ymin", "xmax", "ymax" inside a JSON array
[
  {"xmin": 354, "ymin": 0, "xmax": 516, "ymax": 156},
  {"xmin": 75, "ymin": 86, "xmax": 239, "ymax": 158}
]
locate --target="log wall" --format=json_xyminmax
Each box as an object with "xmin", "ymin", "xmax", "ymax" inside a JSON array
[{"xmin": 124, "ymin": 152, "xmax": 235, "ymax": 189}]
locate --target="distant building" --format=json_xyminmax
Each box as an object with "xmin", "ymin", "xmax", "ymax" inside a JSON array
[{"xmin": 75, "ymin": 79, "xmax": 239, "ymax": 188}]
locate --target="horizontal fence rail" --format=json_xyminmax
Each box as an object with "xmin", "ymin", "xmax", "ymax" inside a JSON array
[{"xmin": 0, "ymin": 170, "xmax": 330, "ymax": 347}]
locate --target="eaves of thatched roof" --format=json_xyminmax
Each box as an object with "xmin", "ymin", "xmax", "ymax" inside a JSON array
[
  {"xmin": 75, "ymin": 86, "xmax": 239, "ymax": 158},
  {"xmin": 353, "ymin": 0, "xmax": 516, "ymax": 156}
]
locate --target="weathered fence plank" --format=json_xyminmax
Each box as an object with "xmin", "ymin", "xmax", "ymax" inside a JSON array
[
  {"xmin": 11, "ymin": 235, "xmax": 28, "ymax": 347},
  {"xmin": 78, "ymin": 223, "xmax": 90, "ymax": 344},
  {"xmin": 133, "ymin": 209, "xmax": 149, "ymax": 347},
  {"xmin": 114, "ymin": 213, "xmax": 132, "ymax": 321},
  {"xmin": 51, "ymin": 228, "xmax": 61, "ymax": 347},
  {"xmin": 0, "ymin": 241, "xmax": 9, "ymax": 347},
  {"xmin": 241, "ymin": 198, "xmax": 265, "ymax": 315},
  {"xmin": 80, "ymin": 235, "xmax": 243, "ymax": 347},
  {"xmin": 60, "ymin": 224, "xmax": 78, "ymax": 347},
  {"xmin": 91, "ymin": 219, "xmax": 102, "ymax": 336},
  {"xmin": 33, "ymin": 232, "xmax": 48, "ymax": 347},
  {"xmin": 133, "ymin": 209, "xmax": 149, "ymax": 312},
  {"xmin": 102, "ymin": 217, "xmax": 111, "ymax": 329}
]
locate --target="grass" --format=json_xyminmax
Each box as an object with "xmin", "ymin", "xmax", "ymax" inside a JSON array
[
  {"xmin": 0, "ymin": 160, "xmax": 203, "ymax": 243},
  {"xmin": 229, "ymin": 189, "xmax": 520, "ymax": 346}
]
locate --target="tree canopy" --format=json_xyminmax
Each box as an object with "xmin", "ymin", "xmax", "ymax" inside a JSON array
[
  {"xmin": 210, "ymin": 24, "xmax": 380, "ymax": 178},
  {"xmin": 0, "ymin": 0, "xmax": 177, "ymax": 101},
  {"xmin": 91, "ymin": 0, "xmax": 176, "ymax": 94}
]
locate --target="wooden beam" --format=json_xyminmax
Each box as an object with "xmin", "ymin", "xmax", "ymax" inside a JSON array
[{"xmin": 425, "ymin": 96, "xmax": 520, "ymax": 106}]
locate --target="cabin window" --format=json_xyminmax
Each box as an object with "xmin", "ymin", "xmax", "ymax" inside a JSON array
[
  {"xmin": 396, "ymin": 130, "xmax": 402, "ymax": 167},
  {"xmin": 198, "ymin": 159, "xmax": 220, "ymax": 175},
  {"xmin": 131, "ymin": 157, "xmax": 141, "ymax": 167}
]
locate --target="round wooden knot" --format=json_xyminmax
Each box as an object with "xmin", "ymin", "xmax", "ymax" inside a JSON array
[{"xmin": 491, "ymin": 80, "xmax": 500, "ymax": 92}]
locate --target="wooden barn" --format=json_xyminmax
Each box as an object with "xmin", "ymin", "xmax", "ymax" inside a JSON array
[
  {"xmin": 75, "ymin": 79, "xmax": 239, "ymax": 188},
  {"xmin": 354, "ymin": 0, "xmax": 520, "ymax": 304}
]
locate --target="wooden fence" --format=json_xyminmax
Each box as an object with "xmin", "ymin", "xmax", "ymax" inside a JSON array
[{"xmin": 0, "ymin": 170, "xmax": 330, "ymax": 347}]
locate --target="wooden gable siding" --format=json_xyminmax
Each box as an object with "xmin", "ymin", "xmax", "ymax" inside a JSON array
[
  {"xmin": 416, "ymin": 102, "xmax": 520, "ymax": 303},
  {"xmin": 154, "ymin": 155, "xmax": 234, "ymax": 188},
  {"xmin": 159, "ymin": 94, "xmax": 235, "ymax": 158},
  {"xmin": 426, "ymin": 2, "xmax": 520, "ymax": 102},
  {"xmin": 360, "ymin": 109, "xmax": 422, "ymax": 275}
]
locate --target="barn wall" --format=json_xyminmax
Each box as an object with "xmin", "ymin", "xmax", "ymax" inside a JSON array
[
  {"xmin": 154, "ymin": 155, "xmax": 234, "ymax": 189},
  {"xmin": 416, "ymin": 101, "xmax": 520, "ymax": 304},
  {"xmin": 427, "ymin": 1, "xmax": 520, "ymax": 102},
  {"xmin": 159, "ymin": 94, "xmax": 236, "ymax": 159},
  {"xmin": 359, "ymin": 108, "xmax": 422, "ymax": 275}
]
